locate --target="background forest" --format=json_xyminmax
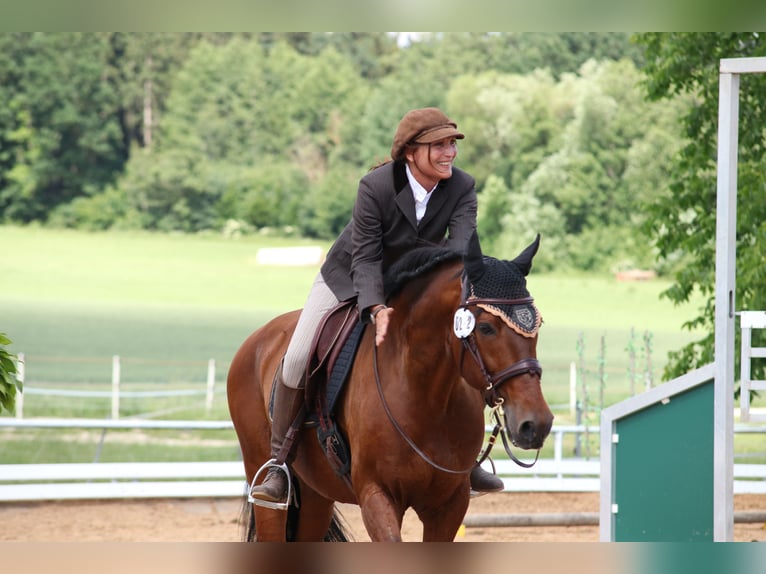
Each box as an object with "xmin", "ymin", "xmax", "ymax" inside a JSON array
[
  {"xmin": 2, "ymin": 32, "xmax": 766, "ymax": 381},
  {"xmin": 1, "ymin": 32, "xmax": 665, "ymax": 272}
]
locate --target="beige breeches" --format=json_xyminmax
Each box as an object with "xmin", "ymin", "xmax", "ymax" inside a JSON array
[{"xmin": 281, "ymin": 272, "xmax": 341, "ymax": 389}]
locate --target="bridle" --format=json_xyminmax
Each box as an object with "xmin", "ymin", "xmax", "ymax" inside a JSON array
[
  {"xmin": 370, "ymin": 276, "xmax": 544, "ymax": 474},
  {"xmin": 458, "ymin": 294, "xmax": 543, "ymax": 408},
  {"xmin": 456, "ymin": 282, "xmax": 543, "ymax": 469}
]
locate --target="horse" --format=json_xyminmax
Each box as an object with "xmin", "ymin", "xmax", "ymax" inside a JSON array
[{"xmin": 227, "ymin": 233, "xmax": 554, "ymax": 541}]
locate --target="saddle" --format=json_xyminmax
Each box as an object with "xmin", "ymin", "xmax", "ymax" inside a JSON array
[
  {"xmin": 269, "ymin": 300, "xmax": 365, "ymax": 483},
  {"xmin": 305, "ymin": 300, "xmax": 363, "ymax": 407}
]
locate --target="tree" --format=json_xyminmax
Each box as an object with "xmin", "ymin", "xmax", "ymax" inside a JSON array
[
  {"xmin": 109, "ymin": 32, "xmax": 214, "ymax": 152},
  {"xmin": 476, "ymin": 174, "xmax": 512, "ymax": 255},
  {"xmin": 448, "ymin": 69, "xmax": 564, "ymax": 189},
  {"xmin": 108, "ymin": 37, "xmax": 369, "ymax": 233},
  {"xmin": 454, "ymin": 58, "xmax": 686, "ymax": 272},
  {"xmin": 0, "ymin": 333, "xmax": 21, "ymax": 416},
  {"xmin": 297, "ymin": 162, "xmax": 359, "ymax": 239},
  {"xmin": 0, "ymin": 33, "xmax": 126, "ymax": 222},
  {"xmin": 478, "ymin": 174, "xmax": 567, "ymax": 270},
  {"xmin": 635, "ymin": 33, "xmax": 766, "ymax": 380}
]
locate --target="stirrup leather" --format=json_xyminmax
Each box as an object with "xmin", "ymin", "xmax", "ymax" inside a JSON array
[{"xmin": 248, "ymin": 459, "xmax": 295, "ymax": 511}]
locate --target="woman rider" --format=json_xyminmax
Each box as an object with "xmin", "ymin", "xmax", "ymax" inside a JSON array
[{"xmin": 250, "ymin": 107, "xmax": 504, "ymax": 505}]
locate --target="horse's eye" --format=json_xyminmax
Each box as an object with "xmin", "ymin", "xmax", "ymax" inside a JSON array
[{"xmin": 477, "ymin": 322, "xmax": 496, "ymax": 336}]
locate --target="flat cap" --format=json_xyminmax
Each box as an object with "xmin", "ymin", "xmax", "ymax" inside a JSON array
[{"xmin": 391, "ymin": 107, "xmax": 464, "ymax": 161}]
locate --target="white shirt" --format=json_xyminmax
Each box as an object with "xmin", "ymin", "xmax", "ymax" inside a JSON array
[{"xmin": 405, "ymin": 164, "xmax": 437, "ymax": 224}]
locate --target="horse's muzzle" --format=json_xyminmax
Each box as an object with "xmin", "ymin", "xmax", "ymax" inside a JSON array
[{"xmin": 512, "ymin": 415, "xmax": 553, "ymax": 450}]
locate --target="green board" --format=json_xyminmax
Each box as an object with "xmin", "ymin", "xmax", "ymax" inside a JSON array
[{"xmin": 612, "ymin": 381, "xmax": 714, "ymax": 541}]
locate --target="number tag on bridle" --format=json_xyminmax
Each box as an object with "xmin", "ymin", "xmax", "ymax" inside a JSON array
[{"xmin": 453, "ymin": 308, "xmax": 476, "ymax": 338}]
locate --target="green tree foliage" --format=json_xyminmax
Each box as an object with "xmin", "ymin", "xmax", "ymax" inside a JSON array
[
  {"xmin": 1, "ymin": 32, "xmax": 675, "ymax": 272},
  {"xmin": 298, "ymin": 163, "xmax": 360, "ymax": 239},
  {"xmin": 103, "ymin": 38, "xmax": 367, "ymax": 232},
  {"xmin": 0, "ymin": 33, "xmax": 126, "ymax": 222},
  {"xmin": 477, "ymin": 174, "xmax": 566, "ymax": 271},
  {"xmin": 0, "ymin": 333, "xmax": 21, "ymax": 416},
  {"xmin": 635, "ymin": 33, "xmax": 766, "ymax": 380},
  {"xmin": 453, "ymin": 58, "xmax": 685, "ymax": 272},
  {"xmin": 448, "ymin": 68, "xmax": 564, "ymax": 189}
]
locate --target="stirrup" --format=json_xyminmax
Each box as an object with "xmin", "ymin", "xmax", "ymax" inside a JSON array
[
  {"xmin": 469, "ymin": 461, "xmax": 504, "ymax": 498},
  {"xmin": 248, "ymin": 458, "xmax": 295, "ymax": 511},
  {"xmin": 470, "ymin": 488, "xmax": 490, "ymax": 499},
  {"xmin": 470, "ymin": 484, "xmax": 491, "ymax": 498}
]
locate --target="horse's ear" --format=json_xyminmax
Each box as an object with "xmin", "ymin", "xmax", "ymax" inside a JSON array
[
  {"xmin": 511, "ymin": 233, "xmax": 541, "ymax": 276},
  {"xmin": 463, "ymin": 229, "xmax": 485, "ymax": 283}
]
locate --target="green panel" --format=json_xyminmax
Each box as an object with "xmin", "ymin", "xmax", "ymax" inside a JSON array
[{"xmin": 613, "ymin": 381, "xmax": 714, "ymax": 541}]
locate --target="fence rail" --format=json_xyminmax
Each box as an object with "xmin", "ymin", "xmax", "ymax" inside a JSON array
[
  {"xmin": 1, "ymin": 418, "xmax": 764, "ymax": 501},
  {"xmin": 14, "ymin": 353, "xmax": 221, "ymax": 419}
]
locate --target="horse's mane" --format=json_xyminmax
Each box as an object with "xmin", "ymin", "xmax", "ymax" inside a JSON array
[{"xmin": 383, "ymin": 246, "xmax": 462, "ymax": 299}]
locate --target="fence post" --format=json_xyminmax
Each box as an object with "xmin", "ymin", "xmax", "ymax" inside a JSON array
[
  {"xmin": 206, "ymin": 359, "xmax": 216, "ymax": 414},
  {"xmin": 626, "ymin": 327, "xmax": 637, "ymax": 396},
  {"xmin": 569, "ymin": 362, "xmax": 577, "ymax": 418},
  {"xmin": 16, "ymin": 352, "xmax": 24, "ymax": 419},
  {"xmin": 643, "ymin": 331, "xmax": 654, "ymax": 390},
  {"xmin": 598, "ymin": 335, "xmax": 606, "ymax": 411},
  {"xmin": 111, "ymin": 355, "xmax": 120, "ymax": 419}
]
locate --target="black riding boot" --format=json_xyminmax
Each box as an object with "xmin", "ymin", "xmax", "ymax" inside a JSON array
[
  {"xmin": 248, "ymin": 378, "xmax": 306, "ymax": 505},
  {"xmin": 469, "ymin": 464, "xmax": 504, "ymax": 493}
]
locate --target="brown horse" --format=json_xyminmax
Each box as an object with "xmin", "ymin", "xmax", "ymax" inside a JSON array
[{"xmin": 227, "ymin": 234, "xmax": 553, "ymax": 541}]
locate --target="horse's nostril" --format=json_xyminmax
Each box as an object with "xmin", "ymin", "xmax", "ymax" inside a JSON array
[{"xmin": 519, "ymin": 420, "xmax": 536, "ymax": 442}]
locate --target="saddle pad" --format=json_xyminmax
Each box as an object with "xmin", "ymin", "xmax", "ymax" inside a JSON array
[{"xmin": 322, "ymin": 319, "xmax": 365, "ymax": 417}]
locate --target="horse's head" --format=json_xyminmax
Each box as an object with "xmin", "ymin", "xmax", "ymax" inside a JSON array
[{"xmin": 457, "ymin": 232, "xmax": 554, "ymax": 450}]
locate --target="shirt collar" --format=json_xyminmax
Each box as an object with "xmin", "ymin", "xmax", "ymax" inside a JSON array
[{"xmin": 405, "ymin": 164, "xmax": 437, "ymax": 202}]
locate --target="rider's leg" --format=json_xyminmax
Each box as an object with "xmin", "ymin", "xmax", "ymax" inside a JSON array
[{"xmin": 249, "ymin": 273, "xmax": 340, "ymax": 505}]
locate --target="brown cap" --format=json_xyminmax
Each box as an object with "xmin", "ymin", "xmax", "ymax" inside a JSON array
[{"xmin": 390, "ymin": 107, "xmax": 465, "ymax": 161}]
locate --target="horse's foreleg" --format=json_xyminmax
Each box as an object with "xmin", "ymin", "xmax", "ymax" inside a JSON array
[
  {"xmin": 294, "ymin": 484, "xmax": 336, "ymax": 541},
  {"xmin": 419, "ymin": 490, "xmax": 470, "ymax": 542},
  {"xmin": 358, "ymin": 488, "xmax": 405, "ymax": 541},
  {"xmin": 253, "ymin": 506, "xmax": 289, "ymax": 542}
]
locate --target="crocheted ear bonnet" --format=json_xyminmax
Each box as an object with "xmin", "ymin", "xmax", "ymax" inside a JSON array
[{"xmin": 467, "ymin": 255, "xmax": 542, "ymax": 338}]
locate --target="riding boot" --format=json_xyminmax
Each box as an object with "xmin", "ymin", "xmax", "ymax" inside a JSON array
[
  {"xmin": 469, "ymin": 464, "xmax": 504, "ymax": 493},
  {"xmin": 249, "ymin": 378, "xmax": 306, "ymax": 505}
]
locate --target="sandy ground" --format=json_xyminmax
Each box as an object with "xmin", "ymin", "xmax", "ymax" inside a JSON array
[{"xmin": 1, "ymin": 492, "xmax": 764, "ymax": 542}]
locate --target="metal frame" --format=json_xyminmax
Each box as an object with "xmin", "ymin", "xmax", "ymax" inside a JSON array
[
  {"xmin": 598, "ymin": 56, "xmax": 766, "ymax": 542},
  {"xmin": 714, "ymin": 56, "xmax": 766, "ymax": 541}
]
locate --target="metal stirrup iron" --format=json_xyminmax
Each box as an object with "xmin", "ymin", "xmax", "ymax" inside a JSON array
[{"xmin": 248, "ymin": 459, "xmax": 295, "ymax": 511}]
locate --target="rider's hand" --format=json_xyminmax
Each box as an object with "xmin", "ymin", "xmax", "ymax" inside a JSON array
[{"xmin": 371, "ymin": 305, "xmax": 394, "ymax": 347}]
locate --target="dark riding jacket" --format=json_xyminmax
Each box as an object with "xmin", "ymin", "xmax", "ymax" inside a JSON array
[{"xmin": 320, "ymin": 159, "xmax": 477, "ymax": 322}]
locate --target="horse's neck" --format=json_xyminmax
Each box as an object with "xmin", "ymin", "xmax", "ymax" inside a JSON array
[{"xmin": 392, "ymin": 264, "xmax": 480, "ymax": 410}]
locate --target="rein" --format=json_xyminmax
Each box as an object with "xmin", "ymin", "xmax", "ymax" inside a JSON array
[
  {"xmin": 372, "ymin": 342, "xmax": 476, "ymax": 475},
  {"xmin": 370, "ymin": 287, "xmax": 544, "ymax": 474}
]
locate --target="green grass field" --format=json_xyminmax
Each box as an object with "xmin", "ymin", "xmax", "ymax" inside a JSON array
[{"xmin": 1, "ymin": 225, "xmax": 713, "ymax": 463}]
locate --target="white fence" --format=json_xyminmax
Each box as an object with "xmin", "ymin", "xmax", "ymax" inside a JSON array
[
  {"xmin": 14, "ymin": 354, "xmax": 222, "ymax": 419},
  {"xmin": 1, "ymin": 418, "xmax": 764, "ymax": 501}
]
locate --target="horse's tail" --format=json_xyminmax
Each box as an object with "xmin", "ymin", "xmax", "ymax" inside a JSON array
[
  {"xmin": 323, "ymin": 507, "xmax": 352, "ymax": 542},
  {"xmin": 239, "ymin": 482, "xmax": 353, "ymax": 542},
  {"xmin": 239, "ymin": 490, "xmax": 256, "ymax": 542}
]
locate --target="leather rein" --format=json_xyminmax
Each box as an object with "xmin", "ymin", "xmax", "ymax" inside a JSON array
[{"xmin": 371, "ymin": 285, "xmax": 543, "ymax": 475}]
